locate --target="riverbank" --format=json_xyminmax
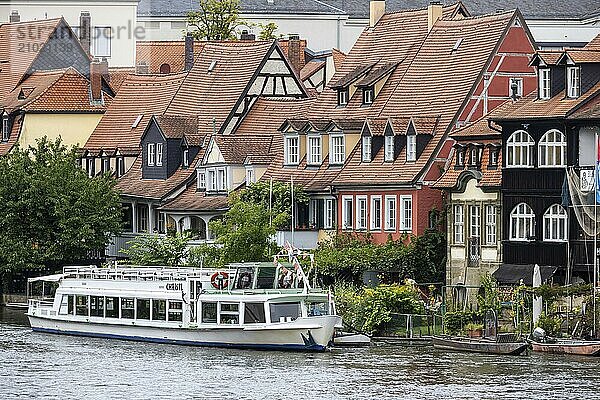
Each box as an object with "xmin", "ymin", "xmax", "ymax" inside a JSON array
[{"xmin": 2, "ymin": 306, "xmax": 599, "ymax": 400}]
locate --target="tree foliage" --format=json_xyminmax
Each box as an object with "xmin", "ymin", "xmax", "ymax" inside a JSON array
[
  {"xmin": 124, "ymin": 234, "xmax": 191, "ymax": 267},
  {"xmin": 0, "ymin": 137, "xmax": 122, "ymax": 273},
  {"xmin": 186, "ymin": 0, "xmax": 245, "ymax": 40},
  {"xmin": 257, "ymin": 22, "xmax": 280, "ymax": 40},
  {"xmin": 314, "ymin": 231, "xmax": 446, "ymax": 285}
]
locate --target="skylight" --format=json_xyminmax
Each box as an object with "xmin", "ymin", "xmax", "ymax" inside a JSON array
[
  {"xmin": 132, "ymin": 114, "xmax": 144, "ymax": 128},
  {"xmin": 208, "ymin": 60, "xmax": 218, "ymax": 72},
  {"xmin": 451, "ymin": 38, "xmax": 463, "ymax": 53}
]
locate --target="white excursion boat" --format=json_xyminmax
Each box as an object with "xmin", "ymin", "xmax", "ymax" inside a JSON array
[{"xmin": 27, "ymin": 251, "xmax": 341, "ymax": 352}]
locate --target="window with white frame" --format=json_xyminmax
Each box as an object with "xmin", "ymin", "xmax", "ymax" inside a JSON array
[
  {"xmin": 285, "ymin": 135, "xmax": 299, "ymax": 165},
  {"xmin": 337, "ymin": 89, "xmax": 349, "ymax": 106},
  {"xmin": 342, "ymin": 196, "xmax": 353, "ymax": 230},
  {"xmin": 454, "ymin": 204, "xmax": 464, "ymax": 244},
  {"xmin": 509, "ymin": 77, "xmax": 523, "ymax": 98},
  {"xmin": 385, "ymin": 136, "xmax": 394, "ymax": 161},
  {"xmin": 543, "ymin": 204, "xmax": 567, "ymax": 242},
  {"xmin": 567, "ymin": 66, "xmax": 580, "ymax": 98},
  {"xmin": 506, "ymin": 130, "xmax": 534, "ymax": 167},
  {"xmin": 207, "ymin": 169, "xmax": 216, "ymax": 191},
  {"xmin": 197, "ymin": 169, "xmax": 206, "ymax": 189},
  {"xmin": 485, "ymin": 205, "xmax": 496, "ymax": 245},
  {"xmin": 407, "ymin": 134, "xmax": 417, "ymax": 161},
  {"xmin": 489, "ymin": 148, "xmax": 499, "ymax": 167},
  {"xmin": 93, "ymin": 26, "xmax": 112, "ymax": 58},
  {"xmin": 400, "ymin": 196, "xmax": 412, "ymax": 232},
  {"xmin": 456, "ymin": 148, "xmax": 465, "ymax": 167},
  {"xmin": 470, "ymin": 205, "xmax": 480, "ymax": 238},
  {"xmin": 539, "ymin": 129, "xmax": 566, "ymax": 167},
  {"xmin": 147, "ymin": 143, "xmax": 155, "ymax": 166},
  {"xmin": 324, "ymin": 199, "xmax": 334, "ymax": 229},
  {"xmin": 538, "ymin": 68, "xmax": 550, "ymax": 99},
  {"xmin": 330, "ymin": 134, "xmax": 345, "ymax": 165},
  {"xmin": 363, "ymin": 86, "xmax": 374, "ymax": 105},
  {"xmin": 385, "ymin": 195, "xmax": 397, "ymax": 231},
  {"xmin": 309, "ymin": 199, "xmax": 318, "ymax": 228},
  {"xmin": 1, "ymin": 114, "xmax": 9, "ymax": 141},
  {"xmin": 362, "ymin": 136, "xmax": 372, "ymax": 162},
  {"xmin": 183, "ymin": 148, "xmax": 189, "ymax": 167},
  {"xmin": 246, "ymin": 168, "xmax": 255, "ymax": 185},
  {"xmin": 156, "ymin": 143, "xmax": 163, "ymax": 166},
  {"xmin": 307, "ymin": 135, "xmax": 322, "ymax": 165},
  {"xmin": 87, "ymin": 158, "xmax": 95, "ymax": 178},
  {"xmin": 469, "ymin": 147, "xmax": 480, "ymax": 166},
  {"xmin": 370, "ymin": 196, "xmax": 382, "ymax": 230},
  {"xmin": 510, "ymin": 202, "xmax": 535, "ymax": 241},
  {"xmin": 356, "ymin": 196, "xmax": 367, "ymax": 230},
  {"xmin": 218, "ymin": 168, "xmax": 227, "ymax": 191}
]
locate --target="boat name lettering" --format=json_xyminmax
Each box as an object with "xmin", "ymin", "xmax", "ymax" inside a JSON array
[{"xmin": 166, "ymin": 283, "xmax": 183, "ymax": 291}]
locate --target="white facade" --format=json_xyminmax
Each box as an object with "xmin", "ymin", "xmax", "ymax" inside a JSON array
[{"xmin": 0, "ymin": 0, "xmax": 138, "ymax": 66}]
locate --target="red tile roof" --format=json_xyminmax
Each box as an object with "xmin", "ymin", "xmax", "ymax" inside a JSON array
[
  {"xmin": 331, "ymin": 48, "xmax": 346, "ymax": 70},
  {"xmin": 135, "ymin": 40, "xmax": 207, "ymax": 74},
  {"xmin": 562, "ymin": 49, "xmax": 600, "ymax": 64},
  {"xmin": 84, "ymin": 72, "xmax": 188, "ymax": 152},
  {"xmin": 0, "ymin": 113, "xmax": 23, "ymax": 155},
  {"xmin": 585, "ymin": 34, "xmax": 600, "ymax": 50},
  {"xmin": 107, "ymin": 67, "xmax": 135, "ymax": 92},
  {"xmin": 154, "ymin": 115, "xmax": 199, "ymax": 140},
  {"xmin": 300, "ymin": 60, "xmax": 324, "ymax": 81},
  {"xmin": 159, "ymin": 183, "xmax": 229, "ymax": 212},
  {"xmin": 212, "ymin": 134, "xmax": 274, "ymax": 164},
  {"xmin": 433, "ymin": 144, "xmax": 502, "ymax": 189}
]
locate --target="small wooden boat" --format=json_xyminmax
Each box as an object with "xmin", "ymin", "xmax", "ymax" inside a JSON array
[
  {"xmin": 433, "ymin": 335, "xmax": 529, "ymax": 356},
  {"xmin": 333, "ymin": 331, "xmax": 371, "ymax": 347},
  {"xmin": 530, "ymin": 340, "xmax": 600, "ymax": 356}
]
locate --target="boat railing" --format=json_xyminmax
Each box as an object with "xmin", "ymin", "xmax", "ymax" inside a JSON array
[
  {"xmin": 62, "ymin": 265, "xmax": 232, "ymax": 282},
  {"xmin": 28, "ymin": 299, "xmax": 54, "ymax": 309}
]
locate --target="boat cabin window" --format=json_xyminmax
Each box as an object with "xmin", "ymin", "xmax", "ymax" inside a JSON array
[
  {"xmin": 76, "ymin": 295, "xmax": 88, "ymax": 316},
  {"xmin": 168, "ymin": 300, "xmax": 183, "ymax": 322},
  {"xmin": 137, "ymin": 299, "xmax": 151, "ymax": 320},
  {"xmin": 244, "ymin": 302, "xmax": 266, "ymax": 324},
  {"xmin": 269, "ymin": 302, "xmax": 301, "ymax": 323},
  {"xmin": 202, "ymin": 302, "xmax": 217, "ymax": 323},
  {"xmin": 105, "ymin": 297, "xmax": 119, "ymax": 318},
  {"xmin": 235, "ymin": 267, "xmax": 254, "ymax": 290},
  {"xmin": 152, "ymin": 299, "xmax": 166, "ymax": 321},
  {"xmin": 306, "ymin": 301, "xmax": 329, "ymax": 317},
  {"xmin": 220, "ymin": 302, "xmax": 240, "ymax": 324},
  {"xmin": 59, "ymin": 294, "xmax": 73, "ymax": 315},
  {"xmin": 121, "ymin": 298, "xmax": 135, "ymax": 319},
  {"xmin": 90, "ymin": 296, "xmax": 104, "ymax": 317},
  {"xmin": 256, "ymin": 267, "xmax": 277, "ymax": 289}
]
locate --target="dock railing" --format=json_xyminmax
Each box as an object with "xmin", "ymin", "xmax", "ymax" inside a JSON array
[{"xmin": 379, "ymin": 313, "xmax": 444, "ymax": 338}]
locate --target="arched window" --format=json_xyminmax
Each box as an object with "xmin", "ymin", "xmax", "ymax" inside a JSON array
[
  {"xmin": 510, "ymin": 203, "xmax": 535, "ymax": 241},
  {"xmin": 506, "ymin": 130, "xmax": 534, "ymax": 167},
  {"xmin": 539, "ymin": 129, "xmax": 566, "ymax": 167},
  {"xmin": 159, "ymin": 63, "xmax": 171, "ymax": 74},
  {"xmin": 543, "ymin": 204, "xmax": 567, "ymax": 242}
]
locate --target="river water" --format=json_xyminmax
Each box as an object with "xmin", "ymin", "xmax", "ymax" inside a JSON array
[{"xmin": 1, "ymin": 306, "xmax": 598, "ymax": 400}]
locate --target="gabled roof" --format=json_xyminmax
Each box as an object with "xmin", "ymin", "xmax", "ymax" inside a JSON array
[
  {"xmin": 154, "ymin": 115, "xmax": 199, "ymax": 140},
  {"xmin": 330, "ymin": 62, "xmax": 376, "ymax": 89},
  {"xmin": 165, "ymin": 41, "xmax": 278, "ymax": 136},
  {"xmin": 84, "ymin": 72, "xmax": 187, "ymax": 152},
  {"xmin": 332, "ymin": 48, "xmax": 347, "ymax": 70},
  {"xmin": 300, "ymin": 60, "xmax": 324, "ymax": 81},
  {"xmin": 529, "ymin": 51, "xmax": 563, "ymax": 67},
  {"xmin": 356, "ymin": 62, "xmax": 399, "ymax": 87},
  {"xmin": 433, "ymin": 144, "xmax": 502, "ymax": 189},
  {"xmin": 159, "ymin": 183, "xmax": 229, "ymax": 212},
  {"xmin": 3, "ymin": 68, "xmax": 112, "ymax": 113},
  {"xmin": 558, "ymin": 49, "xmax": 600, "ymax": 64},
  {"xmin": 208, "ymin": 135, "xmax": 274, "ymax": 165}
]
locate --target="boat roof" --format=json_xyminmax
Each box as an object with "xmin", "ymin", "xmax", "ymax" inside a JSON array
[{"xmin": 28, "ymin": 273, "xmax": 64, "ymax": 283}]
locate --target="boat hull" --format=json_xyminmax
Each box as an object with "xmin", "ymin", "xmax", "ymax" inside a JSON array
[
  {"xmin": 530, "ymin": 341, "xmax": 600, "ymax": 356},
  {"xmin": 433, "ymin": 336, "xmax": 529, "ymax": 355},
  {"xmin": 28, "ymin": 314, "xmax": 340, "ymax": 352}
]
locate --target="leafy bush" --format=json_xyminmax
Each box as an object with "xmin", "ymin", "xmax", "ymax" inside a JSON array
[
  {"xmin": 537, "ymin": 313, "xmax": 562, "ymax": 337},
  {"xmin": 443, "ymin": 310, "xmax": 481, "ymax": 335},
  {"xmin": 335, "ymin": 283, "xmax": 424, "ymax": 335},
  {"xmin": 124, "ymin": 233, "xmax": 190, "ymax": 267},
  {"xmin": 187, "ymin": 244, "xmax": 223, "ymax": 268}
]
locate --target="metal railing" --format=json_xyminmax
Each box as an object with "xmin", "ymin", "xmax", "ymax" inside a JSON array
[
  {"xmin": 62, "ymin": 265, "xmax": 233, "ymax": 282},
  {"xmin": 380, "ymin": 313, "xmax": 443, "ymax": 337}
]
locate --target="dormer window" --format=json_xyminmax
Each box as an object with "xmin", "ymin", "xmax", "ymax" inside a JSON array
[
  {"xmin": 156, "ymin": 143, "xmax": 163, "ymax": 166},
  {"xmin": 539, "ymin": 68, "xmax": 551, "ymax": 100},
  {"xmin": 307, "ymin": 134, "xmax": 322, "ymax": 165},
  {"xmin": 183, "ymin": 148, "xmax": 189, "ymax": 168},
  {"xmin": 2, "ymin": 114, "xmax": 9, "ymax": 142},
  {"xmin": 147, "ymin": 143, "xmax": 155, "ymax": 166},
  {"xmin": 406, "ymin": 133, "xmax": 416, "ymax": 162},
  {"xmin": 246, "ymin": 167, "xmax": 255, "ymax": 185},
  {"xmin": 337, "ymin": 88, "xmax": 349, "ymax": 107},
  {"xmin": 456, "ymin": 148, "xmax": 465, "ymax": 168},
  {"xmin": 469, "ymin": 147, "xmax": 480, "ymax": 167},
  {"xmin": 567, "ymin": 66, "xmax": 580, "ymax": 98},
  {"xmin": 330, "ymin": 133, "xmax": 345, "ymax": 165},
  {"xmin": 284, "ymin": 135, "xmax": 299, "ymax": 165},
  {"xmin": 197, "ymin": 169, "xmax": 206, "ymax": 190},
  {"xmin": 362, "ymin": 136, "xmax": 372, "ymax": 162},
  {"xmin": 489, "ymin": 148, "xmax": 499, "ymax": 168},
  {"xmin": 384, "ymin": 136, "xmax": 394, "ymax": 162},
  {"xmin": 362, "ymin": 86, "xmax": 374, "ymax": 105}
]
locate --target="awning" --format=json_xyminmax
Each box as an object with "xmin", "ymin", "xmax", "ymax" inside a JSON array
[
  {"xmin": 27, "ymin": 273, "xmax": 63, "ymax": 283},
  {"xmin": 492, "ymin": 264, "xmax": 557, "ymax": 286}
]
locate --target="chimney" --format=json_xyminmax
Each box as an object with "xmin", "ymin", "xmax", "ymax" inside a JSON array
[
  {"xmin": 428, "ymin": 1, "xmax": 443, "ymax": 32},
  {"xmin": 90, "ymin": 58, "xmax": 107, "ymax": 103},
  {"xmin": 287, "ymin": 34, "xmax": 304, "ymax": 74},
  {"xmin": 9, "ymin": 10, "xmax": 20, "ymax": 23},
  {"xmin": 369, "ymin": 0, "xmax": 385, "ymax": 28},
  {"xmin": 184, "ymin": 33, "xmax": 194, "ymax": 71},
  {"xmin": 79, "ymin": 11, "xmax": 92, "ymax": 55},
  {"xmin": 136, "ymin": 61, "xmax": 149, "ymax": 74},
  {"xmin": 240, "ymin": 30, "xmax": 256, "ymax": 41}
]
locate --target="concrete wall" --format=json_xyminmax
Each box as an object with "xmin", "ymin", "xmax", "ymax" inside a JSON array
[{"xmin": 0, "ymin": 0, "xmax": 138, "ymax": 66}]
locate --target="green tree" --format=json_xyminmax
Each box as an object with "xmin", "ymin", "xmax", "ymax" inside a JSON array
[
  {"xmin": 0, "ymin": 137, "xmax": 122, "ymax": 275},
  {"xmin": 240, "ymin": 180, "xmax": 308, "ymax": 227},
  {"xmin": 186, "ymin": 0, "xmax": 244, "ymax": 40},
  {"xmin": 124, "ymin": 233, "xmax": 191, "ymax": 267},
  {"xmin": 257, "ymin": 22, "xmax": 280, "ymax": 40}
]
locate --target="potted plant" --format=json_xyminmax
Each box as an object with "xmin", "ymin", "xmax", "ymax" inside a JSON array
[{"xmin": 465, "ymin": 323, "xmax": 484, "ymax": 338}]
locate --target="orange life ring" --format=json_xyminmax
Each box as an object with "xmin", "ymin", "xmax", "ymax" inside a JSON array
[{"xmin": 211, "ymin": 271, "xmax": 229, "ymax": 289}]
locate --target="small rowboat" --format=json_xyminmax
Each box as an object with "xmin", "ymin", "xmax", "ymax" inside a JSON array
[
  {"xmin": 529, "ymin": 340, "xmax": 600, "ymax": 356},
  {"xmin": 433, "ymin": 335, "xmax": 529, "ymax": 356}
]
